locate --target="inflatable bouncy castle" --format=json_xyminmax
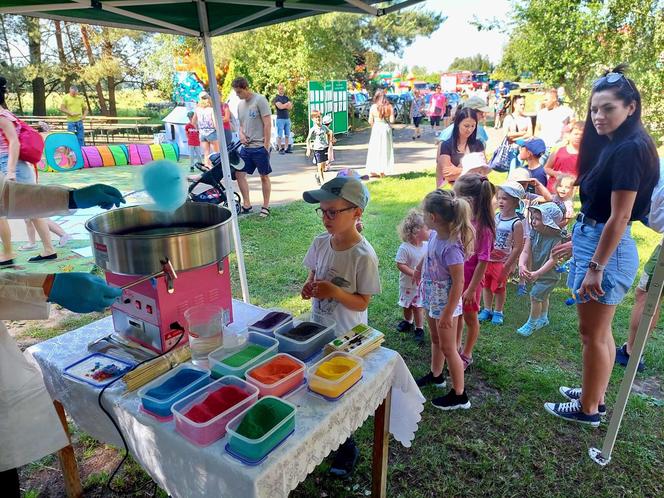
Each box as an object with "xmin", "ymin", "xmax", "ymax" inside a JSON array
[{"xmin": 39, "ymin": 132, "xmax": 180, "ymax": 172}]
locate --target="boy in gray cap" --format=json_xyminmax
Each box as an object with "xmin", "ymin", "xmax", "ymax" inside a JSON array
[{"xmin": 301, "ymin": 176, "xmax": 381, "ymax": 476}]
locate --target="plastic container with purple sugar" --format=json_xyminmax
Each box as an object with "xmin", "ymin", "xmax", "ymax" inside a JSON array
[
  {"xmin": 275, "ymin": 313, "xmax": 336, "ymax": 361},
  {"xmin": 248, "ymin": 309, "xmax": 293, "ymax": 337}
]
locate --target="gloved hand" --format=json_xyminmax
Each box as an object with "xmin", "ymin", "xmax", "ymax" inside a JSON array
[
  {"xmin": 71, "ymin": 184, "xmax": 125, "ymax": 210},
  {"xmin": 48, "ymin": 273, "xmax": 122, "ymax": 313}
]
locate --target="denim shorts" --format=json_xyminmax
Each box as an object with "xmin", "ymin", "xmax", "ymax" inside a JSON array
[
  {"xmin": 567, "ymin": 221, "xmax": 639, "ymax": 305},
  {"xmin": 238, "ymin": 146, "xmax": 272, "ymax": 176},
  {"xmin": 199, "ymin": 130, "xmax": 217, "ymax": 142},
  {"xmin": 276, "ymin": 118, "xmax": 291, "ymax": 138},
  {"xmin": 420, "ymin": 278, "xmax": 462, "ymax": 319},
  {"xmin": 0, "ymin": 155, "xmax": 36, "ymax": 184}
]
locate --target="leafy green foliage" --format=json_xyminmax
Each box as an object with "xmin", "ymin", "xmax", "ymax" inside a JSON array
[{"xmin": 448, "ymin": 53, "xmax": 494, "ymax": 73}]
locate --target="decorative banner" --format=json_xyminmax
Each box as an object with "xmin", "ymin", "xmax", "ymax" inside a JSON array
[{"xmin": 308, "ymin": 80, "xmax": 348, "ymax": 135}]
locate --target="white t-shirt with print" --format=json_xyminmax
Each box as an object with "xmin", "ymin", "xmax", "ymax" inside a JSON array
[
  {"xmin": 304, "ymin": 234, "xmax": 381, "ymax": 333},
  {"xmin": 536, "ymin": 106, "xmax": 573, "ymax": 148},
  {"xmin": 395, "ymin": 241, "xmax": 427, "ymax": 291}
]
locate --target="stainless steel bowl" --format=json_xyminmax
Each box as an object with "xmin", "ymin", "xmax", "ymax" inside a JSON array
[{"xmin": 85, "ymin": 202, "xmax": 233, "ymax": 275}]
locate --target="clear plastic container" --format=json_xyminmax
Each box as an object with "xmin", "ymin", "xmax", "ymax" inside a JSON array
[
  {"xmin": 307, "ymin": 352, "xmax": 363, "ymax": 400},
  {"xmin": 208, "ymin": 332, "xmax": 278, "ymax": 379},
  {"xmin": 184, "ymin": 304, "xmax": 224, "ymax": 367},
  {"xmin": 225, "ymin": 396, "xmax": 296, "ymax": 464},
  {"xmin": 138, "ymin": 364, "xmax": 210, "ymax": 419},
  {"xmin": 172, "ymin": 376, "xmax": 258, "ymax": 447},
  {"xmin": 247, "ymin": 309, "xmax": 293, "ymax": 337},
  {"xmin": 274, "ymin": 313, "xmax": 336, "ymax": 361},
  {"xmin": 245, "ymin": 353, "xmax": 305, "ymax": 398}
]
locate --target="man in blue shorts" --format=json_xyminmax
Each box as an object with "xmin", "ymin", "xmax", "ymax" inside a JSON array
[
  {"xmin": 272, "ymin": 83, "xmax": 293, "ymax": 154},
  {"xmin": 233, "ymin": 77, "xmax": 273, "ymax": 218}
]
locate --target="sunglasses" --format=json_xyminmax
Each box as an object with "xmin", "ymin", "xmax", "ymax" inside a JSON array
[
  {"xmin": 592, "ymin": 72, "xmax": 635, "ymax": 93},
  {"xmin": 315, "ymin": 206, "xmax": 355, "ymax": 220}
]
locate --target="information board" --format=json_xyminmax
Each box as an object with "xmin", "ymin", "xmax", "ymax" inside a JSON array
[{"xmin": 307, "ymin": 80, "xmax": 348, "ymax": 134}]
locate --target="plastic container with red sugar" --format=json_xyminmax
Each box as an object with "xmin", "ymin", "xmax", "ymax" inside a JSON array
[
  {"xmin": 172, "ymin": 376, "xmax": 258, "ymax": 447},
  {"xmin": 244, "ymin": 353, "xmax": 305, "ymax": 397}
]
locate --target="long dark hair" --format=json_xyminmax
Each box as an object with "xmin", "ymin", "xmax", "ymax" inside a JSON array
[
  {"xmin": 452, "ymin": 107, "xmax": 479, "ymax": 152},
  {"xmin": 453, "ymin": 173, "xmax": 496, "ymax": 240},
  {"xmin": 576, "ymin": 64, "xmax": 659, "ymax": 183},
  {"xmin": 0, "ymin": 76, "xmax": 7, "ymax": 109}
]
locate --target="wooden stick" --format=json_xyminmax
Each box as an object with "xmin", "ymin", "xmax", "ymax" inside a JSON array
[
  {"xmin": 53, "ymin": 400, "xmax": 83, "ymax": 498},
  {"xmin": 371, "ymin": 389, "xmax": 392, "ymax": 498}
]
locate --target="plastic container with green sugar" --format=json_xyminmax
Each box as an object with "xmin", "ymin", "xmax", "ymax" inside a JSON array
[{"xmin": 208, "ymin": 332, "xmax": 277, "ymax": 379}]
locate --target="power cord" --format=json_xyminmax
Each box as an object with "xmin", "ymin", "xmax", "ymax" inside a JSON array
[{"xmin": 97, "ymin": 323, "xmax": 186, "ymax": 494}]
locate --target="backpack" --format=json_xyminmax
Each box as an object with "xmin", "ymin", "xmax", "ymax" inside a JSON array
[{"xmin": 16, "ymin": 117, "xmax": 45, "ymax": 164}]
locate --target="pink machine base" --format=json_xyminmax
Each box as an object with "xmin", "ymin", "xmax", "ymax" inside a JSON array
[{"xmin": 106, "ymin": 259, "xmax": 233, "ymax": 353}]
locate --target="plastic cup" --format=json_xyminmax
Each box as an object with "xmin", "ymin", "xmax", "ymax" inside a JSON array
[{"xmin": 184, "ymin": 304, "xmax": 224, "ymax": 367}]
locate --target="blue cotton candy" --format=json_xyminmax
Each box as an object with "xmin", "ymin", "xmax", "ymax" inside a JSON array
[
  {"xmin": 140, "ymin": 160, "xmax": 188, "ymax": 212},
  {"xmin": 145, "ymin": 368, "xmax": 206, "ymax": 400}
]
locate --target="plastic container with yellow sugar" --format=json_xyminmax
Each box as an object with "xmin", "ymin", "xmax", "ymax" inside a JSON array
[{"xmin": 307, "ymin": 352, "xmax": 363, "ymax": 400}]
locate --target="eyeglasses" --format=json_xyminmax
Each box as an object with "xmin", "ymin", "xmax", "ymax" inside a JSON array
[
  {"xmin": 593, "ymin": 72, "xmax": 635, "ymax": 93},
  {"xmin": 315, "ymin": 206, "xmax": 355, "ymax": 219}
]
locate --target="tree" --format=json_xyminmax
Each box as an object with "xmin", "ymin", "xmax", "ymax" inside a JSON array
[{"xmin": 447, "ymin": 54, "xmax": 493, "ymax": 73}]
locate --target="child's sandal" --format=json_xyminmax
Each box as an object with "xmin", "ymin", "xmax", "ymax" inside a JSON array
[{"xmin": 259, "ymin": 206, "xmax": 270, "ymax": 218}]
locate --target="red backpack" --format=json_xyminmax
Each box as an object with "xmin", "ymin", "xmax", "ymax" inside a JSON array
[{"xmin": 15, "ymin": 118, "xmax": 45, "ymax": 164}]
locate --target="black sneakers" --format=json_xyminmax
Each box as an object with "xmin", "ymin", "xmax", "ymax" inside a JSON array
[
  {"xmin": 396, "ymin": 320, "xmax": 414, "ymax": 333},
  {"xmin": 432, "ymin": 389, "xmax": 471, "ymax": 410},
  {"xmin": 559, "ymin": 386, "xmax": 606, "ymax": 416},
  {"xmin": 414, "ymin": 328, "xmax": 425, "ymax": 343},
  {"xmin": 416, "ymin": 371, "xmax": 446, "ymax": 388}
]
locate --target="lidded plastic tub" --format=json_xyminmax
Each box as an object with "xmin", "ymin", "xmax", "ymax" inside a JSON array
[
  {"xmin": 307, "ymin": 352, "xmax": 363, "ymax": 400},
  {"xmin": 245, "ymin": 353, "xmax": 305, "ymax": 397},
  {"xmin": 274, "ymin": 313, "xmax": 336, "ymax": 361},
  {"xmin": 208, "ymin": 332, "xmax": 278, "ymax": 379},
  {"xmin": 247, "ymin": 309, "xmax": 293, "ymax": 337},
  {"xmin": 225, "ymin": 396, "xmax": 296, "ymax": 464},
  {"xmin": 138, "ymin": 364, "xmax": 210, "ymax": 420},
  {"xmin": 172, "ymin": 376, "xmax": 258, "ymax": 446}
]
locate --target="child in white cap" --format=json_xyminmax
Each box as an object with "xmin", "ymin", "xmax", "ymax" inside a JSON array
[{"xmin": 517, "ymin": 202, "xmax": 565, "ymax": 336}]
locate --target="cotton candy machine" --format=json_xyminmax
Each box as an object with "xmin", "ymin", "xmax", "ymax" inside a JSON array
[{"xmin": 85, "ymin": 202, "xmax": 234, "ymax": 353}]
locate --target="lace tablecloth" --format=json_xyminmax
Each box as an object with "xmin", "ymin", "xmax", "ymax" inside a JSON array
[{"xmin": 27, "ymin": 300, "xmax": 425, "ymax": 498}]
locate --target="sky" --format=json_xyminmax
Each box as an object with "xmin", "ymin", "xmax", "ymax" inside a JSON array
[{"xmin": 386, "ymin": 0, "xmax": 513, "ymax": 72}]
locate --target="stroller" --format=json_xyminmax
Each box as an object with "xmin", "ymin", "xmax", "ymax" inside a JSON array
[{"xmin": 188, "ymin": 139, "xmax": 243, "ymax": 214}]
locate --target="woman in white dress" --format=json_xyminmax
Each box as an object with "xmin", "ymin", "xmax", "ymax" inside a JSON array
[{"xmin": 365, "ymin": 90, "xmax": 395, "ymax": 178}]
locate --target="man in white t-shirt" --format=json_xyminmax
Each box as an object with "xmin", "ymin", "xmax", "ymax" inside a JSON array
[{"xmin": 535, "ymin": 88, "xmax": 573, "ymax": 148}]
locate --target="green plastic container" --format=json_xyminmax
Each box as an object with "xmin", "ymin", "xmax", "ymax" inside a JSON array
[
  {"xmin": 208, "ymin": 332, "xmax": 277, "ymax": 379},
  {"xmin": 226, "ymin": 396, "xmax": 296, "ymax": 463}
]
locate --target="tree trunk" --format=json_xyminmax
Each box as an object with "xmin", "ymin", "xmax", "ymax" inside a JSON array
[
  {"xmin": 0, "ymin": 15, "xmax": 23, "ymax": 113},
  {"xmin": 26, "ymin": 17, "xmax": 46, "ymax": 115},
  {"xmin": 80, "ymin": 24, "xmax": 108, "ymax": 115},
  {"xmin": 64, "ymin": 23, "xmax": 93, "ymax": 113},
  {"xmin": 54, "ymin": 21, "xmax": 72, "ymax": 91},
  {"xmin": 102, "ymin": 32, "xmax": 117, "ymax": 117}
]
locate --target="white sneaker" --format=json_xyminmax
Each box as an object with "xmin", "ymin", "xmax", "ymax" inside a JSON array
[
  {"xmin": 58, "ymin": 234, "xmax": 72, "ymax": 247},
  {"xmin": 19, "ymin": 243, "xmax": 38, "ymax": 251}
]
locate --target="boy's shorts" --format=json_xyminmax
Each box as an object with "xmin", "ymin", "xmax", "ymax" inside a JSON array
[
  {"xmin": 420, "ymin": 279, "xmax": 462, "ymax": 320},
  {"xmin": 530, "ymin": 275, "xmax": 560, "ymax": 302},
  {"xmin": 276, "ymin": 118, "xmax": 291, "ymax": 138},
  {"xmin": 313, "ymin": 149, "xmax": 328, "ymax": 165},
  {"xmin": 412, "ymin": 116, "xmax": 423, "ymax": 127},
  {"xmin": 483, "ymin": 261, "xmax": 507, "ymax": 294},
  {"xmin": 430, "ymin": 115, "xmax": 441, "ymax": 127},
  {"xmin": 637, "ymin": 243, "xmax": 662, "ymax": 292},
  {"xmin": 239, "ymin": 146, "xmax": 272, "ymax": 176}
]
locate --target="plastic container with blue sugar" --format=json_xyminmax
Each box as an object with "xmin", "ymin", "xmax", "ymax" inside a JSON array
[
  {"xmin": 138, "ymin": 363, "xmax": 210, "ymax": 420},
  {"xmin": 274, "ymin": 312, "xmax": 336, "ymax": 361}
]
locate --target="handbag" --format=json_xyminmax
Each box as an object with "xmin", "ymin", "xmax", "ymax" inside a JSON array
[
  {"xmin": 16, "ymin": 118, "xmax": 45, "ymax": 164},
  {"xmin": 489, "ymin": 137, "xmax": 512, "ymax": 173}
]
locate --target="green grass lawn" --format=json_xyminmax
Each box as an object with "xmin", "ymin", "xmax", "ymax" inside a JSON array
[
  {"xmin": 22, "ymin": 170, "xmax": 663, "ymax": 497},
  {"xmin": 235, "ymin": 171, "xmax": 663, "ymax": 497}
]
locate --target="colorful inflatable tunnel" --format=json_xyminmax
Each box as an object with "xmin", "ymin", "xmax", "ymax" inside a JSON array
[
  {"xmin": 44, "ymin": 132, "xmax": 84, "ymax": 172},
  {"xmin": 40, "ymin": 133, "xmax": 180, "ymax": 171}
]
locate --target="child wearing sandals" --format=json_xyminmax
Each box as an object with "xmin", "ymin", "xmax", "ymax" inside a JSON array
[
  {"xmin": 395, "ymin": 209, "xmax": 429, "ymax": 342},
  {"xmin": 414, "ymin": 189, "xmax": 474, "ymax": 410},
  {"xmin": 479, "ymin": 180, "xmax": 526, "ymax": 325},
  {"xmin": 517, "ymin": 202, "xmax": 565, "ymax": 336}
]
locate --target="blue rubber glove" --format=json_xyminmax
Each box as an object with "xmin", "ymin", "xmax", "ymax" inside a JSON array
[
  {"xmin": 71, "ymin": 184, "xmax": 125, "ymax": 210},
  {"xmin": 48, "ymin": 273, "xmax": 122, "ymax": 313}
]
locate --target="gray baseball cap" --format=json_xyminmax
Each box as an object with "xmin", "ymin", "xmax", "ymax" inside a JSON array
[{"xmin": 303, "ymin": 176, "xmax": 369, "ymax": 210}]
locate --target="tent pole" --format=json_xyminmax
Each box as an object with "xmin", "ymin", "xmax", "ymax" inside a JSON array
[
  {"xmin": 589, "ymin": 238, "xmax": 664, "ymax": 465},
  {"xmin": 197, "ymin": 0, "xmax": 250, "ymax": 303}
]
